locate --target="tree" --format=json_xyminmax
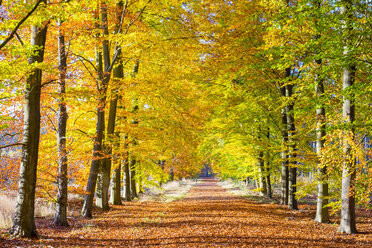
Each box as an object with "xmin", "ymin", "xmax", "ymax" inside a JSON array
[
  {"xmin": 54, "ymin": 16, "xmax": 69, "ymax": 226},
  {"xmin": 338, "ymin": 0, "xmax": 357, "ymax": 234},
  {"xmin": 312, "ymin": 0, "xmax": 329, "ymax": 224},
  {"xmin": 9, "ymin": 0, "xmax": 48, "ymax": 237}
]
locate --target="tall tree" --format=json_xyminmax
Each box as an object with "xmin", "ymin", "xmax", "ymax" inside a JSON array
[
  {"xmin": 108, "ymin": 0, "xmax": 124, "ymax": 206},
  {"xmin": 265, "ymin": 128, "xmax": 272, "ymax": 199},
  {"xmin": 313, "ymin": 0, "xmax": 329, "ymax": 224},
  {"xmin": 338, "ymin": 0, "xmax": 357, "ymax": 234},
  {"xmin": 286, "ymin": 75, "xmax": 298, "ymax": 210},
  {"xmin": 129, "ymin": 61, "xmax": 139, "ymax": 199},
  {"xmin": 280, "ymin": 81, "xmax": 289, "ymax": 205},
  {"xmin": 9, "ymin": 0, "xmax": 48, "ymax": 237},
  {"xmin": 108, "ymin": 59, "xmax": 123, "ymax": 205},
  {"xmin": 54, "ymin": 17, "xmax": 69, "ymax": 226}
]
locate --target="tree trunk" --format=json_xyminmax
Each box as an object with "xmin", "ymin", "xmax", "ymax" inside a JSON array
[
  {"xmin": 286, "ymin": 81, "xmax": 298, "ymax": 210},
  {"xmin": 54, "ymin": 19, "xmax": 69, "ymax": 227},
  {"xmin": 81, "ymin": 25, "xmax": 105, "ymax": 217},
  {"xmin": 313, "ymin": 16, "xmax": 329, "ymax": 222},
  {"xmin": 130, "ymin": 156, "xmax": 138, "ymax": 199},
  {"xmin": 109, "ymin": 60, "xmax": 123, "ymax": 205},
  {"xmin": 110, "ymin": 160, "xmax": 121, "ymax": 205},
  {"xmin": 108, "ymin": 0, "xmax": 124, "ymax": 204},
  {"xmin": 81, "ymin": 98, "xmax": 105, "ymax": 217},
  {"xmin": 95, "ymin": 159, "xmax": 109, "ymax": 210},
  {"xmin": 258, "ymin": 151, "xmax": 267, "ymax": 196},
  {"xmin": 9, "ymin": 14, "xmax": 48, "ymax": 238},
  {"xmin": 95, "ymin": 1, "xmax": 111, "ymax": 211},
  {"xmin": 314, "ymin": 90, "xmax": 329, "ymax": 222},
  {"xmin": 338, "ymin": 1, "xmax": 357, "ymax": 234},
  {"xmin": 266, "ymin": 128, "xmax": 272, "ymax": 199},
  {"xmin": 280, "ymin": 79, "xmax": 289, "ymax": 205},
  {"xmin": 123, "ymin": 149, "xmax": 131, "ymax": 201}
]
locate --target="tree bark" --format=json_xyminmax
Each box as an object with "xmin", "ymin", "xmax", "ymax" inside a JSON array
[
  {"xmin": 81, "ymin": 20, "xmax": 105, "ymax": 217},
  {"xmin": 81, "ymin": 94, "xmax": 105, "ymax": 217},
  {"xmin": 9, "ymin": 11, "xmax": 48, "ymax": 237},
  {"xmin": 280, "ymin": 79, "xmax": 289, "ymax": 205},
  {"xmin": 108, "ymin": 0, "xmax": 124, "ymax": 205},
  {"xmin": 95, "ymin": 1, "xmax": 111, "ymax": 211},
  {"xmin": 258, "ymin": 150, "xmax": 267, "ymax": 196},
  {"xmin": 338, "ymin": 0, "xmax": 357, "ymax": 234},
  {"xmin": 314, "ymin": 71, "xmax": 329, "ymax": 222},
  {"xmin": 286, "ymin": 80, "xmax": 298, "ymax": 210},
  {"xmin": 54, "ymin": 19, "xmax": 69, "ymax": 226},
  {"xmin": 123, "ymin": 149, "xmax": 131, "ymax": 201},
  {"xmin": 313, "ymin": 10, "xmax": 329, "ymax": 221},
  {"xmin": 129, "ymin": 156, "xmax": 138, "ymax": 199},
  {"xmin": 128, "ymin": 61, "xmax": 139, "ymax": 199},
  {"xmin": 266, "ymin": 128, "xmax": 272, "ymax": 199},
  {"xmin": 109, "ymin": 58, "xmax": 123, "ymax": 205}
]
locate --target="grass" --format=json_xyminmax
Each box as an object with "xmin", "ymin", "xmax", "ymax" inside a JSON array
[
  {"xmin": 0, "ymin": 194, "xmax": 15, "ymax": 229},
  {"xmin": 0, "ymin": 194, "xmax": 56, "ymax": 229},
  {"xmin": 218, "ymin": 178, "xmax": 278, "ymax": 204},
  {"xmin": 218, "ymin": 178, "xmax": 255, "ymax": 196},
  {"xmin": 0, "ymin": 179, "xmax": 197, "ymax": 229},
  {"xmin": 138, "ymin": 179, "xmax": 198, "ymax": 202}
]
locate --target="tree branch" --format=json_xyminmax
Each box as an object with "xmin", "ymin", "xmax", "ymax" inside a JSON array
[
  {"xmin": 124, "ymin": 0, "xmax": 151, "ymax": 35},
  {"xmin": 0, "ymin": 0, "xmax": 44, "ymax": 50},
  {"xmin": 0, "ymin": 142, "xmax": 23, "ymax": 149}
]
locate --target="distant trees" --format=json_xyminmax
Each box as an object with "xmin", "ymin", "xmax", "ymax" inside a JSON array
[{"xmin": 197, "ymin": 0, "xmax": 371, "ymax": 235}]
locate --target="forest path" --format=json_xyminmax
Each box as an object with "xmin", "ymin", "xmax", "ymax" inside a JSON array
[{"xmin": 1, "ymin": 178, "xmax": 371, "ymax": 247}]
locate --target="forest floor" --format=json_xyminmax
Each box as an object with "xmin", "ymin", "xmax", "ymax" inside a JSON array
[{"xmin": 0, "ymin": 178, "xmax": 372, "ymax": 247}]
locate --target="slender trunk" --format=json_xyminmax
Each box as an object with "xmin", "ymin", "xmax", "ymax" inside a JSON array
[
  {"xmin": 338, "ymin": 66, "xmax": 357, "ymax": 233},
  {"xmin": 158, "ymin": 160, "xmax": 165, "ymax": 187},
  {"xmin": 266, "ymin": 128, "xmax": 272, "ymax": 199},
  {"xmin": 108, "ymin": 1, "xmax": 125, "ymax": 205},
  {"xmin": 81, "ymin": 25, "xmax": 105, "ymax": 217},
  {"xmin": 338, "ymin": 1, "xmax": 357, "ymax": 233},
  {"xmin": 130, "ymin": 156, "xmax": 138, "ymax": 199},
  {"xmin": 286, "ymin": 81, "xmax": 298, "ymax": 210},
  {"xmin": 258, "ymin": 150, "xmax": 267, "ymax": 196},
  {"xmin": 10, "ymin": 12, "xmax": 48, "ymax": 238},
  {"xmin": 314, "ymin": 30, "xmax": 329, "ymax": 223},
  {"xmin": 169, "ymin": 166, "xmax": 174, "ymax": 181},
  {"xmin": 81, "ymin": 97, "xmax": 105, "ymax": 217},
  {"xmin": 54, "ymin": 19, "xmax": 69, "ymax": 226},
  {"xmin": 280, "ymin": 80, "xmax": 289, "ymax": 205},
  {"xmin": 138, "ymin": 162, "xmax": 143, "ymax": 194},
  {"xmin": 95, "ymin": 2, "xmax": 111, "ymax": 211},
  {"xmin": 123, "ymin": 149, "xmax": 131, "ymax": 201},
  {"xmin": 128, "ymin": 61, "xmax": 139, "ymax": 199},
  {"xmin": 108, "ymin": 81, "xmax": 121, "ymax": 205}
]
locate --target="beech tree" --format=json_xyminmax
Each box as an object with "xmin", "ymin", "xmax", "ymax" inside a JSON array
[
  {"xmin": 338, "ymin": 0, "xmax": 357, "ymax": 234},
  {"xmin": 9, "ymin": 0, "xmax": 48, "ymax": 237}
]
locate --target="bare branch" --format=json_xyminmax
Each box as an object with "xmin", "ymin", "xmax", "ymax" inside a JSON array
[
  {"xmin": 0, "ymin": 142, "xmax": 23, "ymax": 149},
  {"xmin": 124, "ymin": 0, "xmax": 151, "ymax": 35},
  {"xmin": 41, "ymin": 79, "xmax": 58, "ymax": 88},
  {"xmin": 0, "ymin": 132, "xmax": 22, "ymax": 142},
  {"xmin": 15, "ymin": 32, "xmax": 24, "ymax": 46},
  {"xmin": 0, "ymin": 0, "xmax": 44, "ymax": 50}
]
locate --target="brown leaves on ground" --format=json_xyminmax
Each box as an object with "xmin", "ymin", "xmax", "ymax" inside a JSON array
[{"xmin": 1, "ymin": 178, "xmax": 372, "ymax": 247}]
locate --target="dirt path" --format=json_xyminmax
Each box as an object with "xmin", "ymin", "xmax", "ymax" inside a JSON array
[{"xmin": 1, "ymin": 178, "xmax": 371, "ymax": 247}]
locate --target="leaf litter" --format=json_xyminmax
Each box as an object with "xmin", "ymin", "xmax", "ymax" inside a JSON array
[{"xmin": 0, "ymin": 178, "xmax": 371, "ymax": 247}]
